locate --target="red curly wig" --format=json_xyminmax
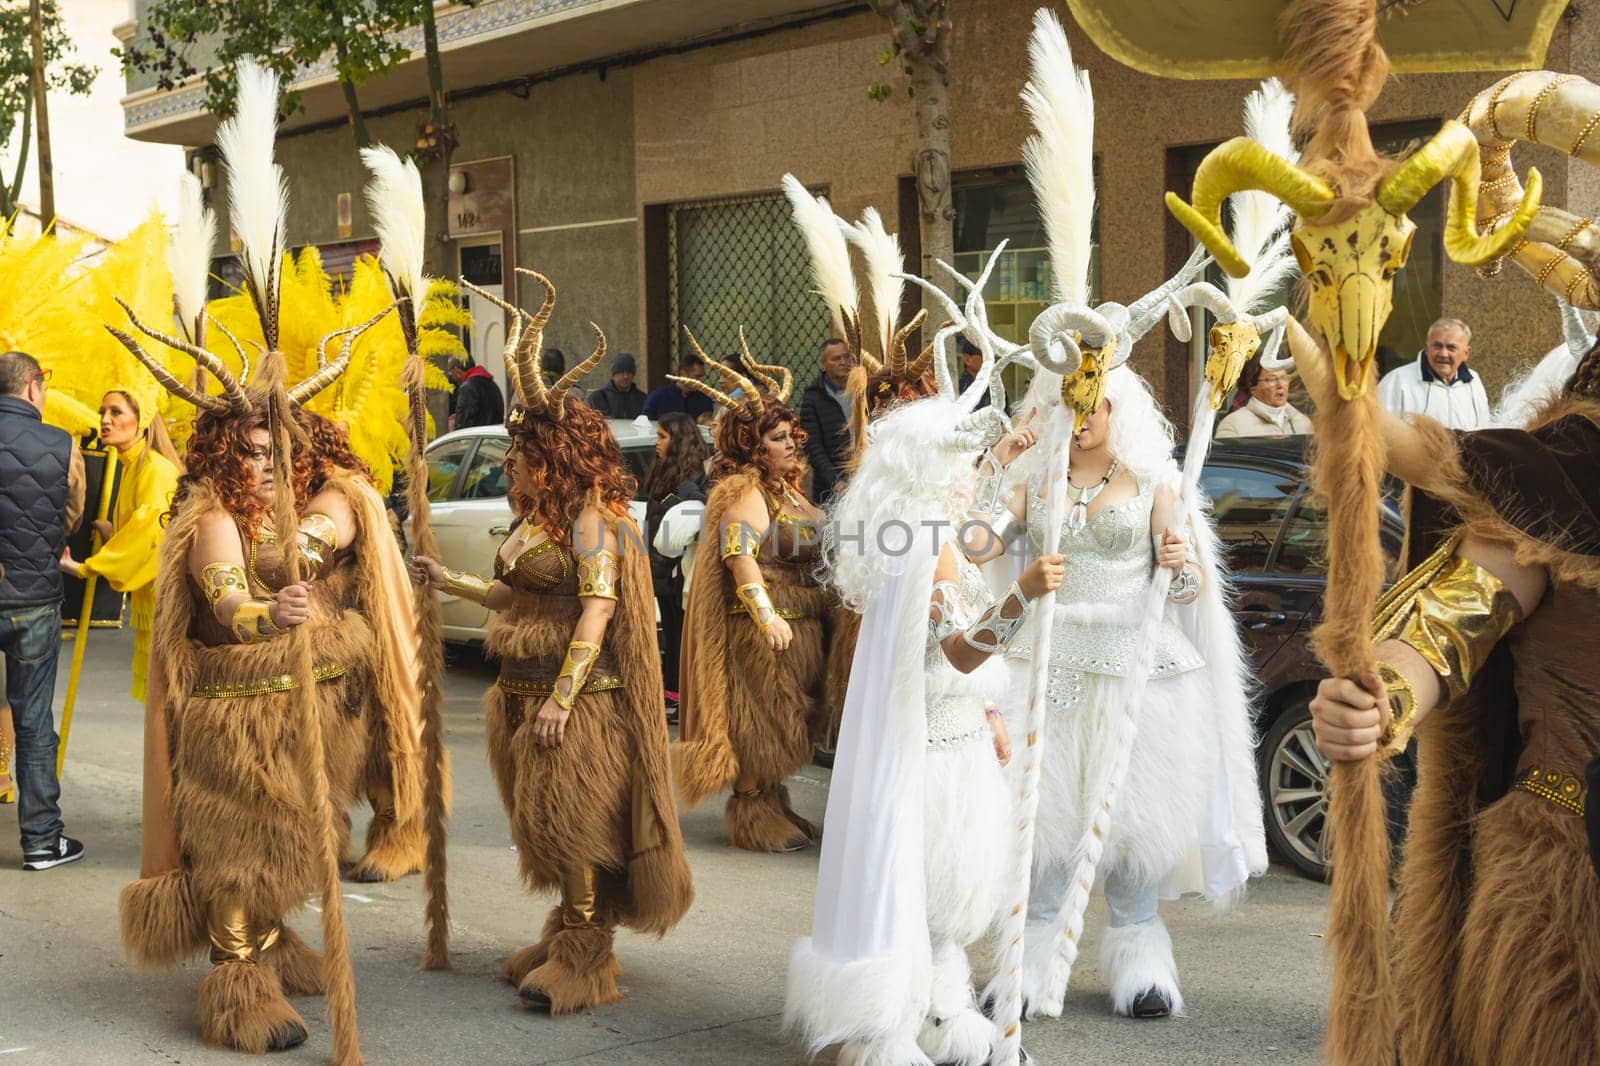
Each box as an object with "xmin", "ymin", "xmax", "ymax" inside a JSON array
[
  {"xmin": 175, "ymin": 393, "xmax": 375, "ymax": 533},
  {"xmin": 711, "ymin": 399, "xmax": 808, "ymax": 493},
  {"xmin": 507, "ymin": 395, "xmax": 635, "ymax": 548}
]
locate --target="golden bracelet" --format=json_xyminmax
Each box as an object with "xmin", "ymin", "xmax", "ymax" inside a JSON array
[
  {"xmin": 440, "ymin": 566, "xmax": 494, "ymax": 606},
  {"xmin": 576, "ymin": 549, "xmax": 620, "ymax": 600},
  {"xmin": 736, "ymin": 582, "xmax": 778, "ymax": 633},
  {"xmin": 1376, "ymin": 661, "xmax": 1417, "ymax": 759},
  {"xmin": 231, "ymin": 599, "xmax": 285, "ymax": 644},
  {"xmin": 552, "ymin": 640, "xmax": 601, "ymax": 712}
]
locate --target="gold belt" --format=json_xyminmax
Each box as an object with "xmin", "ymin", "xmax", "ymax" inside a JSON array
[
  {"xmin": 193, "ymin": 662, "xmax": 348, "ymax": 699},
  {"xmin": 1513, "ymin": 764, "xmax": 1588, "ymax": 816},
  {"xmin": 496, "ymin": 674, "xmax": 624, "ymax": 698},
  {"xmin": 497, "ymin": 650, "xmax": 623, "ymax": 699},
  {"xmin": 725, "ymin": 603, "xmax": 809, "ymax": 620}
]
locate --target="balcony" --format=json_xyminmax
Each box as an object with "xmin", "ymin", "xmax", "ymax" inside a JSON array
[{"xmin": 117, "ymin": 0, "xmax": 851, "ymax": 145}]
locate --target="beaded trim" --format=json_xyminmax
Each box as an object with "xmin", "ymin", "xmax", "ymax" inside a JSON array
[
  {"xmin": 1572, "ymin": 110, "xmax": 1600, "ymax": 156},
  {"xmin": 1513, "ymin": 764, "xmax": 1587, "ymax": 816},
  {"xmin": 497, "ymin": 673, "xmax": 622, "ymax": 698},
  {"xmin": 1526, "ymin": 74, "xmax": 1579, "ymax": 142},
  {"xmin": 724, "ymin": 604, "xmax": 807, "ymax": 620},
  {"xmin": 194, "ymin": 662, "xmax": 347, "ymax": 699}
]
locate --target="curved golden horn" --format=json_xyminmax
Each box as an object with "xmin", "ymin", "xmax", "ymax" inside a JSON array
[
  {"xmin": 736, "ymin": 328, "xmax": 777, "ymax": 395},
  {"xmin": 115, "ymin": 296, "xmax": 249, "ymax": 411},
  {"xmin": 458, "ymin": 278, "xmax": 531, "ymax": 406},
  {"xmin": 548, "ymin": 322, "xmax": 604, "ymax": 419},
  {"xmin": 1378, "ymin": 120, "xmax": 1542, "ymax": 267},
  {"xmin": 515, "ymin": 268, "xmax": 557, "ymax": 328},
  {"xmin": 291, "ymin": 303, "xmax": 398, "ymax": 406},
  {"xmin": 1164, "ymin": 137, "xmax": 1336, "ymax": 278},
  {"xmin": 104, "ymin": 325, "xmax": 231, "ymax": 413},
  {"xmin": 888, "ymin": 307, "xmax": 929, "ymax": 379},
  {"xmin": 683, "ymin": 326, "xmax": 763, "ymax": 420},
  {"xmin": 905, "ymin": 316, "xmax": 948, "ymax": 382}
]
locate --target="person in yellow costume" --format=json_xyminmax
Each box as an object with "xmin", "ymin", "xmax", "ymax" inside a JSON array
[{"xmin": 61, "ymin": 390, "xmax": 182, "ymax": 702}]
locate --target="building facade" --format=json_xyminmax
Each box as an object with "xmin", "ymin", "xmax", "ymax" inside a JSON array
[{"xmin": 116, "ymin": 0, "xmax": 1600, "ymax": 418}]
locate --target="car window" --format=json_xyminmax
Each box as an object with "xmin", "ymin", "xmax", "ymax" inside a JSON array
[
  {"xmin": 426, "ymin": 438, "xmax": 473, "ymax": 502},
  {"xmin": 622, "ymin": 445, "xmax": 655, "ymax": 500},
  {"xmin": 461, "ymin": 437, "xmax": 510, "ymax": 500},
  {"xmin": 1274, "ymin": 489, "xmax": 1327, "ymax": 575},
  {"xmin": 1200, "ymin": 463, "xmax": 1298, "ymax": 573}
]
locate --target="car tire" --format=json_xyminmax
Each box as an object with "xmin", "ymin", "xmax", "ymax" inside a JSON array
[{"xmin": 1259, "ymin": 697, "xmax": 1417, "ymax": 883}]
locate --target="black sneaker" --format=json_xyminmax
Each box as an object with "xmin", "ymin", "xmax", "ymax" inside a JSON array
[{"xmin": 22, "ymin": 835, "xmax": 84, "ymax": 871}]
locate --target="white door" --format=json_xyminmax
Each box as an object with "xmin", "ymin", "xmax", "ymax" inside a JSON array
[{"xmin": 458, "ymin": 239, "xmax": 508, "ymax": 401}]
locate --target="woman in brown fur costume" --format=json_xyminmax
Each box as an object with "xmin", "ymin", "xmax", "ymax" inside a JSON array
[
  {"xmin": 676, "ymin": 352, "xmax": 832, "ymax": 853},
  {"xmin": 413, "ymin": 315, "xmax": 692, "ymax": 1016}
]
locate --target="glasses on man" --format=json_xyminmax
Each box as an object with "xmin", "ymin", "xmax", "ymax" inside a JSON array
[{"xmin": 29, "ymin": 368, "xmax": 53, "ymax": 387}]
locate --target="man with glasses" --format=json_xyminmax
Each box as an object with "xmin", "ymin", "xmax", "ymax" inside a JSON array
[{"xmin": 0, "ymin": 352, "xmax": 86, "ymax": 870}]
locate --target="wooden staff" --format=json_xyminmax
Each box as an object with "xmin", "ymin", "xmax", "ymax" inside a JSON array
[{"xmin": 56, "ymin": 446, "xmax": 118, "ymax": 778}]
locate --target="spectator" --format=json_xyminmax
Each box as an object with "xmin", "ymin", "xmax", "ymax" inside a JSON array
[
  {"xmin": 446, "ymin": 358, "xmax": 505, "ymax": 430},
  {"xmin": 643, "ymin": 412, "xmax": 712, "ymax": 723},
  {"xmin": 0, "ymin": 351, "xmax": 85, "ymax": 871},
  {"xmin": 956, "ymin": 335, "xmax": 1005, "ymax": 410},
  {"xmin": 798, "ymin": 337, "xmax": 854, "ymax": 502},
  {"xmin": 642, "ymin": 350, "xmax": 714, "ymax": 420},
  {"xmin": 587, "ymin": 352, "xmax": 647, "ymax": 419},
  {"xmin": 539, "ymin": 346, "xmax": 566, "ymax": 391},
  {"xmin": 1376, "ymin": 317, "xmax": 1491, "ymax": 429},
  {"xmin": 1215, "ymin": 356, "xmax": 1313, "ymax": 438}
]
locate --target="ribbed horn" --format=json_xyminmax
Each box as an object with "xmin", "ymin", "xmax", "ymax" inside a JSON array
[
  {"xmin": 739, "ymin": 328, "xmax": 794, "ymax": 403},
  {"xmin": 887, "ymin": 307, "xmax": 929, "ymax": 378},
  {"xmin": 547, "ymin": 323, "xmax": 604, "ymax": 418},
  {"xmin": 104, "ymin": 325, "xmax": 231, "ymax": 413},
  {"xmin": 291, "ymin": 303, "xmax": 397, "ymax": 405},
  {"xmin": 515, "ymin": 268, "xmax": 556, "ymax": 328},
  {"xmin": 458, "ymin": 278, "xmax": 530, "ymax": 406},
  {"xmin": 115, "ymin": 296, "xmax": 249, "ymax": 411}
]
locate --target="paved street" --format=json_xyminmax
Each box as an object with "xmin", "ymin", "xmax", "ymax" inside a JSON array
[{"xmin": 0, "ymin": 629, "xmax": 1332, "ymax": 1064}]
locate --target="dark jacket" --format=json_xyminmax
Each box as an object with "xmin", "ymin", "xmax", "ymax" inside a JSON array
[
  {"xmin": 453, "ymin": 366, "xmax": 505, "ymax": 429},
  {"xmin": 798, "ymin": 374, "xmax": 852, "ymax": 501},
  {"xmin": 0, "ymin": 395, "xmax": 73, "ymax": 607},
  {"xmin": 645, "ymin": 472, "xmax": 709, "ymax": 588},
  {"xmin": 958, "ymin": 370, "xmax": 1005, "ymax": 411},
  {"xmin": 642, "ymin": 384, "xmax": 713, "ymax": 421},
  {"xmin": 587, "ymin": 382, "xmax": 646, "ymax": 420}
]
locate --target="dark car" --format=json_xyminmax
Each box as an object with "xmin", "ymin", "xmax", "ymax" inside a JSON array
[{"xmin": 1198, "ymin": 436, "xmax": 1407, "ymax": 881}]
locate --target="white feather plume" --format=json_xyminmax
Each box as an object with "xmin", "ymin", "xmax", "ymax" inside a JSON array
[
  {"xmin": 215, "ymin": 59, "xmax": 287, "ymax": 312},
  {"xmin": 840, "ymin": 207, "xmax": 904, "ymax": 355},
  {"xmin": 783, "ymin": 173, "xmax": 857, "ymax": 338},
  {"xmin": 1021, "ymin": 8, "xmax": 1095, "ymax": 306},
  {"xmin": 1226, "ymin": 79, "xmax": 1300, "ymax": 314},
  {"xmin": 361, "ymin": 143, "xmax": 428, "ymax": 316},
  {"xmin": 170, "ymin": 171, "xmax": 216, "ymax": 339}
]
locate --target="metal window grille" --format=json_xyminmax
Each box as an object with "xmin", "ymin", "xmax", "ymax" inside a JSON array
[{"xmin": 667, "ymin": 192, "xmax": 831, "ymax": 388}]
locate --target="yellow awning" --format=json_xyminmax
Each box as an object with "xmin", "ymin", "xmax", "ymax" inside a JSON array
[{"xmin": 1066, "ymin": 0, "xmax": 1572, "ymax": 79}]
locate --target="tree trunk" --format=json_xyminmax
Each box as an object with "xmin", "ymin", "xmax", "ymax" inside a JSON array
[
  {"xmin": 28, "ymin": 0, "xmax": 54, "ymax": 226},
  {"xmin": 908, "ymin": 39, "xmax": 954, "ymax": 309},
  {"xmin": 332, "ymin": 34, "xmax": 373, "ymax": 149},
  {"xmin": 419, "ymin": 0, "xmax": 454, "ymax": 282},
  {"xmin": 2, "ymin": 91, "xmax": 32, "ymax": 217}
]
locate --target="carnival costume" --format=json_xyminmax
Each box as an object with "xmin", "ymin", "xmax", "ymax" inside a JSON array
[
  {"xmin": 675, "ymin": 351, "xmax": 833, "ymax": 852},
  {"xmin": 441, "ymin": 274, "xmax": 692, "ymax": 1015},
  {"xmin": 116, "ymin": 64, "xmax": 422, "ymax": 1060},
  {"xmin": 785, "ymin": 286, "xmax": 1036, "ymax": 1064}
]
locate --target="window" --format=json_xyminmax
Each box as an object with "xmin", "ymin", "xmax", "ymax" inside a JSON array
[
  {"xmin": 1199, "ymin": 463, "xmax": 1298, "ymax": 573},
  {"xmin": 460, "ymin": 437, "xmax": 510, "ymax": 500},
  {"xmin": 1274, "ymin": 489, "xmax": 1327, "ymax": 575},
  {"xmin": 621, "ymin": 445, "xmax": 655, "ymax": 501},
  {"xmin": 425, "ymin": 438, "xmax": 472, "ymax": 502}
]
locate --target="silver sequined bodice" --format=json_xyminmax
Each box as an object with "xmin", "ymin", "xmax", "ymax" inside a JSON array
[
  {"xmin": 1005, "ymin": 472, "xmax": 1202, "ymax": 710},
  {"xmin": 925, "ymin": 554, "xmax": 1005, "ymax": 750}
]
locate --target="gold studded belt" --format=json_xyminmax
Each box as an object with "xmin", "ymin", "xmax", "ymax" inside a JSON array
[
  {"xmin": 497, "ymin": 651, "xmax": 622, "ymax": 699},
  {"xmin": 725, "ymin": 603, "xmax": 809, "ymax": 620},
  {"xmin": 1513, "ymin": 764, "xmax": 1588, "ymax": 816},
  {"xmin": 193, "ymin": 662, "xmax": 348, "ymax": 699}
]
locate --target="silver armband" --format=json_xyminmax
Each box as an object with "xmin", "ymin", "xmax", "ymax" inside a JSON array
[
  {"xmin": 1168, "ymin": 564, "xmax": 1201, "ymax": 604},
  {"xmin": 989, "ymin": 512, "xmax": 1027, "ymax": 548},
  {"xmin": 962, "ymin": 582, "xmax": 1029, "ymax": 655},
  {"xmin": 929, "ymin": 580, "xmax": 966, "ymax": 643},
  {"xmin": 973, "ymin": 448, "xmax": 1005, "ymax": 515}
]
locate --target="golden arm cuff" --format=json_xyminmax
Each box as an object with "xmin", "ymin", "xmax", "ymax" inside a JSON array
[
  {"xmin": 1376, "ymin": 552, "xmax": 1524, "ymax": 707},
  {"xmin": 722, "ymin": 520, "xmax": 762, "ymax": 560},
  {"xmin": 440, "ymin": 566, "xmax": 494, "ymax": 606},
  {"xmin": 200, "ymin": 562, "xmax": 249, "ymax": 606},
  {"xmin": 230, "ymin": 599, "xmax": 285, "ymax": 644},
  {"xmin": 735, "ymin": 582, "xmax": 777, "ymax": 633},
  {"xmin": 1376, "ymin": 661, "xmax": 1419, "ymax": 758},
  {"xmin": 552, "ymin": 641, "xmax": 601, "ymax": 712},
  {"xmin": 298, "ymin": 512, "xmax": 339, "ymax": 573},
  {"xmin": 576, "ymin": 549, "xmax": 620, "ymax": 600}
]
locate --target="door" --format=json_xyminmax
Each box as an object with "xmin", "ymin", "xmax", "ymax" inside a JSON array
[{"xmin": 458, "ymin": 239, "xmax": 508, "ymax": 401}]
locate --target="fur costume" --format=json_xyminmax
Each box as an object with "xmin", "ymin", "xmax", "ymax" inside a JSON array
[{"xmin": 676, "ymin": 468, "xmax": 831, "ymax": 850}]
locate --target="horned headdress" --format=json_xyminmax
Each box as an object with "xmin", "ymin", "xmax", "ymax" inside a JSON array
[{"xmin": 668, "ymin": 323, "xmax": 793, "ymax": 422}]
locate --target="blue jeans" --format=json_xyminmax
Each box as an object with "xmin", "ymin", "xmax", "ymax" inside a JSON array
[{"xmin": 0, "ymin": 603, "xmax": 64, "ymax": 850}]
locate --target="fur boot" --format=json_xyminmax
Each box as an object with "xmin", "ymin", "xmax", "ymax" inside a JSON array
[
  {"xmin": 773, "ymin": 782, "xmax": 820, "ymax": 842},
  {"xmin": 499, "ymin": 906, "xmax": 565, "ymax": 987},
  {"xmin": 518, "ymin": 925, "xmax": 623, "ymax": 1015},
  {"xmin": 196, "ymin": 960, "xmax": 308, "ymax": 1054},
  {"xmin": 726, "ymin": 789, "xmax": 809, "ymax": 852},
  {"xmin": 837, "ymin": 1036, "xmax": 935, "ymax": 1066},
  {"xmin": 919, "ymin": 942, "xmax": 994, "ymax": 1066},
  {"xmin": 264, "ymin": 925, "xmax": 324, "ymax": 997},
  {"xmin": 119, "ymin": 869, "xmax": 206, "ymax": 968},
  {"xmin": 1100, "ymin": 919, "xmax": 1185, "ymax": 1018},
  {"xmin": 345, "ymin": 807, "xmax": 425, "ymax": 883}
]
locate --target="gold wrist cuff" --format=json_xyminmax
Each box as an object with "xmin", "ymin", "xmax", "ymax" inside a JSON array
[
  {"xmin": 1376, "ymin": 661, "xmax": 1417, "ymax": 759},
  {"xmin": 553, "ymin": 640, "xmax": 601, "ymax": 711},
  {"xmin": 441, "ymin": 566, "xmax": 494, "ymax": 605},
  {"xmin": 1376, "ymin": 548, "xmax": 1522, "ymax": 706},
  {"xmin": 736, "ymin": 582, "xmax": 777, "ymax": 633},
  {"xmin": 722, "ymin": 521, "xmax": 761, "ymax": 560},
  {"xmin": 577, "ymin": 549, "xmax": 620, "ymax": 600},
  {"xmin": 230, "ymin": 599, "xmax": 284, "ymax": 644}
]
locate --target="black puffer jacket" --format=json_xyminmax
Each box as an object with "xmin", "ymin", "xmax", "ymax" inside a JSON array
[{"xmin": 0, "ymin": 396, "xmax": 72, "ymax": 606}]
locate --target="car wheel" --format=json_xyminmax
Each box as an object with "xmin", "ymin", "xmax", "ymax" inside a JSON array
[{"xmin": 1259, "ymin": 699, "xmax": 1332, "ymax": 881}]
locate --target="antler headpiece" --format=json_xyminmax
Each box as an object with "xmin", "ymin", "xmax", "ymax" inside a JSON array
[
  {"xmin": 671, "ymin": 325, "xmax": 771, "ymax": 421},
  {"xmin": 459, "ymin": 270, "xmax": 603, "ymax": 428}
]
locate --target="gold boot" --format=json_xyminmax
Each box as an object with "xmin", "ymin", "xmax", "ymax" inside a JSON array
[{"xmin": 197, "ymin": 901, "xmax": 308, "ymax": 1053}]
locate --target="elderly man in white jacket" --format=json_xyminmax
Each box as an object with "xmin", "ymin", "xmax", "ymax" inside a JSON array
[{"xmin": 1376, "ymin": 317, "xmax": 1491, "ymax": 429}]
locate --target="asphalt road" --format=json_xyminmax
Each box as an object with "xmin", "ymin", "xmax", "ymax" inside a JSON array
[{"xmin": 0, "ymin": 628, "xmax": 1333, "ymax": 1065}]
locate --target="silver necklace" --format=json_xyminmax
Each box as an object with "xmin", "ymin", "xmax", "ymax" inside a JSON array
[{"xmin": 1064, "ymin": 460, "xmax": 1119, "ymax": 533}]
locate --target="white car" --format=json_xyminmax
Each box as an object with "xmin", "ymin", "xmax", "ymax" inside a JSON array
[{"xmin": 421, "ymin": 418, "xmax": 665, "ymax": 643}]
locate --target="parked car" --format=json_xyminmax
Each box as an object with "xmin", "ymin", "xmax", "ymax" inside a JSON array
[{"xmin": 422, "ymin": 418, "xmax": 663, "ymax": 643}]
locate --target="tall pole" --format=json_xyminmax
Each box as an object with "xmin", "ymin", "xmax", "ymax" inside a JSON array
[{"xmin": 28, "ymin": 0, "xmax": 55, "ymax": 226}]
